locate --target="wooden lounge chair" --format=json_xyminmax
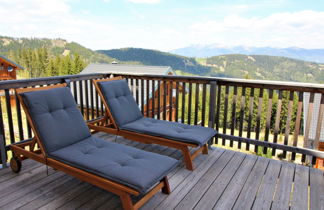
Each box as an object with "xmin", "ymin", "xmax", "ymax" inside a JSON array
[
  {"xmin": 90, "ymin": 77, "xmax": 217, "ymax": 170},
  {"xmin": 315, "ymin": 142, "xmax": 324, "ymax": 170},
  {"xmin": 10, "ymin": 84, "xmax": 178, "ymax": 210}
]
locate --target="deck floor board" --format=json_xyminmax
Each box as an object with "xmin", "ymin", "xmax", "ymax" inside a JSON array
[{"xmin": 0, "ymin": 132, "xmax": 322, "ymax": 210}]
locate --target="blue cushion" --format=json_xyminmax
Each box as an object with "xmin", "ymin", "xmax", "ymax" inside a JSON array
[
  {"xmin": 121, "ymin": 118, "xmax": 217, "ymax": 146},
  {"xmin": 98, "ymin": 80, "xmax": 143, "ymax": 127},
  {"xmin": 49, "ymin": 136, "xmax": 178, "ymax": 193},
  {"xmin": 21, "ymin": 87, "xmax": 91, "ymax": 153}
]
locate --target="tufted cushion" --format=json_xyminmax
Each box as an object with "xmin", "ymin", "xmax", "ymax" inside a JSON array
[
  {"xmin": 98, "ymin": 80, "xmax": 143, "ymax": 127},
  {"xmin": 121, "ymin": 118, "xmax": 217, "ymax": 146},
  {"xmin": 49, "ymin": 136, "xmax": 178, "ymax": 193},
  {"xmin": 21, "ymin": 87, "xmax": 91, "ymax": 153}
]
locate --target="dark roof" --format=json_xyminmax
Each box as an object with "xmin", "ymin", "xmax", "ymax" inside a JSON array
[
  {"xmin": 80, "ymin": 63, "xmax": 174, "ymax": 75},
  {"xmin": 0, "ymin": 55, "xmax": 25, "ymax": 70}
]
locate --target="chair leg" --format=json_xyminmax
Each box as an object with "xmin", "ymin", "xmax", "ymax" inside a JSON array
[
  {"xmin": 181, "ymin": 147, "xmax": 194, "ymax": 170},
  {"xmin": 161, "ymin": 177, "xmax": 171, "ymax": 194},
  {"xmin": 202, "ymin": 144, "xmax": 208, "ymax": 155},
  {"xmin": 120, "ymin": 192, "xmax": 134, "ymax": 210}
]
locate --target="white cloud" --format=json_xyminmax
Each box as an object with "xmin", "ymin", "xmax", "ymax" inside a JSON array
[
  {"xmin": 187, "ymin": 10, "xmax": 324, "ymax": 49},
  {"xmin": 0, "ymin": 0, "xmax": 118, "ymax": 48},
  {"xmin": 0, "ymin": 1, "xmax": 324, "ymax": 51},
  {"xmin": 126, "ymin": 0, "xmax": 160, "ymax": 4}
]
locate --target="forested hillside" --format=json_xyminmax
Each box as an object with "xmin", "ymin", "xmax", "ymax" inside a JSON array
[
  {"xmin": 0, "ymin": 36, "xmax": 115, "ymax": 78},
  {"xmin": 1, "ymin": 36, "xmax": 324, "ymax": 83},
  {"xmin": 98, "ymin": 48, "xmax": 324, "ymax": 83},
  {"xmin": 204, "ymin": 54, "xmax": 324, "ymax": 83},
  {"xmin": 98, "ymin": 48, "xmax": 210, "ymax": 75}
]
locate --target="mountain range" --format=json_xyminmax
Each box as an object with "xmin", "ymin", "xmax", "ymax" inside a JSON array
[
  {"xmin": 100, "ymin": 48, "xmax": 324, "ymax": 83},
  {"xmin": 1, "ymin": 36, "xmax": 324, "ymax": 83},
  {"xmin": 0, "ymin": 36, "xmax": 115, "ymax": 63},
  {"xmin": 171, "ymin": 45, "xmax": 324, "ymax": 63}
]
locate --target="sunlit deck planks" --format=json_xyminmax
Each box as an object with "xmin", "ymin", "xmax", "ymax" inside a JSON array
[{"xmin": 0, "ymin": 132, "xmax": 323, "ymax": 210}]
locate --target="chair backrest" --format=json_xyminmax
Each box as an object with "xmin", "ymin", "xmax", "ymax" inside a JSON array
[
  {"xmin": 98, "ymin": 79, "xmax": 143, "ymax": 127},
  {"xmin": 20, "ymin": 87, "xmax": 91, "ymax": 153}
]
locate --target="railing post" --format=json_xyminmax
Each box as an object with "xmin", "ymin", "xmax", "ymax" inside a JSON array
[
  {"xmin": 0, "ymin": 134, "xmax": 7, "ymax": 168},
  {"xmin": 64, "ymin": 78, "xmax": 71, "ymax": 88},
  {"xmin": 0, "ymin": 96, "xmax": 6, "ymax": 167},
  {"xmin": 208, "ymin": 81, "xmax": 217, "ymax": 147},
  {"xmin": 314, "ymin": 93, "xmax": 324, "ymax": 150}
]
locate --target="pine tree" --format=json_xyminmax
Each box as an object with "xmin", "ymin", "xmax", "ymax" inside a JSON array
[{"xmin": 72, "ymin": 54, "xmax": 86, "ymax": 75}]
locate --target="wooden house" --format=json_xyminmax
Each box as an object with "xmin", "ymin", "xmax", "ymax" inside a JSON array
[
  {"xmin": 0, "ymin": 56, "xmax": 24, "ymax": 80},
  {"xmin": 80, "ymin": 63, "xmax": 181, "ymax": 120}
]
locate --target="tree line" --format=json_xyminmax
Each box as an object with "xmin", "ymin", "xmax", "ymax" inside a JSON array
[
  {"xmin": 180, "ymin": 84, "xmax": 301, "ymax": 137},
  {"xmin": 5, "ymin": 47, "xmax": 87, "ymax": 78}
]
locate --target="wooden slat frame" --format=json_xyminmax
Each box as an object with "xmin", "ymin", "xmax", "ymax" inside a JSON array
[
  {"xmin": 292, "ymin": 91, "xmax": 303, "ymax": 160},
  {"xmin": 157, "ymin": 80, "xmax": 161, "ymax": 120},
  {"xmin": 181, "ymin": 82, "xmax": 186, "ymax": 124},
  {"xmin": 272, "ymin": 90, "xmax": 283, "ymax": 156},
  {"xmin": 79, "ymin": 81, "xmax": 84, "ymax": 116},
  {"xmin": 238, "ymin": 87, "xmax": 246, "ymax": 149},
  {"xmin": 2, "ymin": 73, "xmax": 324, "ymax": 167},
  {"xmin": 246, "ymin": 87, "xmax": 254, "ymax": 151},
  {"xmin": 188, "ymin": 83, "xmax": 192, "ymax": 124},
  {"xmin": 152, "ymin": 80, "xmax": 155, "ymax": 118},
  {"xmin": 175, "ymin": 82, "xmax": 179, "ymax": 121},
  {"xmin": 255, "ymin": 88, "xmax": 264, "ymax": 153},
  {"xmin": 194, "ymin": 83, "xmax": 199, "ymax": 125},
  {"xmin": 146, "ymin": 79, "xmax": 150, "ymax": 117},
  {"xmin": 15, "ymin": 94, "xmax": 24, "ymax": 140},
  {"xmin": 230, "ymin": 86, "xmax": 237, "ymax": 147},
  {"xmin": 141, "ymin": 79, "xmax": 144, "ymax": 114},
  {"xmin": 222, "ymin": 85, "xmax": 230, "ymax": 146},
  {"xmin": 90, "ymin": 80, "xmax": 95, "ymax": 120},
  {"xmin": 314, "ymin": 94, "xmax": 324, "ymax": 150},
  {"xmin": 5, "ymin": 89, "xmax": 15, "ymax": 144},
  {"xmin": 283, "ymin": 91, "xmax": 294, "ymax": 158},
  {"xmin": 201, "ymin": 83, "xmax": 207, "ymax": 126},
  {"xmin": 84, "ymin": 80, "xmax": 90, "ymax": 121},
  {"xmin": 263, "ymin": 89, "xmax": 273, "ymax": 154},
  {"xmin": 215, "ymin": 84, "xmax": 222, "ymax": 144},
  {"xmin": 163, "ymin": 81, "xmax": 167, "ymax": 121},
  {"xmin": 0, "ymin": 98, "xmax": 7, "ymax": 165},
  {"xmin": 169, "ymin": 81, "xmax": 173, "ymax": 121}
]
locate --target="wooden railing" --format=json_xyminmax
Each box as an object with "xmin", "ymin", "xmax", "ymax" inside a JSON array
[{"xmin": 0, "ymin": 73, "xmax": 323, "ymax": 168}]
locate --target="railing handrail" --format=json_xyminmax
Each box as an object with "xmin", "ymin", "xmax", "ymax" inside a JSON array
[
  {"xmin": 0, "ymin": 72, "xmax": 323, "ymax": 167},
  {"xmin": 1, "ymin": 73, "xmax": 324, "ymax": 92}
]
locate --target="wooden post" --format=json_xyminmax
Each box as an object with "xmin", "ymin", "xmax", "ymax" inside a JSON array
[
  {"xmin": 5, "ymin": 89, "xmax": 15, "ymax": 144},
  {"xmin": 215, "ymin": 84, "xmax": 221, "ymax": 144},
  {"xmin": 64, "ymin": 78, "xmax": 71, "ymax": 87},
  {"xmin": 264, "ymin": 89, "xmax": 273, "ymax": 154},
  {"xmin": 181, "ymin": 82, "xmax": 186, "ymax": 123},
  {"xmin": 314, "ymin": 94, "xmax": 324, "ymax": 150},
  {"xmin": 208, "ymin": 81, "xmax": 217, "ymax": 147},
  {"xmin": 223, "ymin": 85, "xmax": 230, "ymax": 146},
  {"xmin": 292, "ymin": 92, "xmax": 303, "ymax": 161},
  {"xmin": 230, "ymin": 86, "xmax": 237, "ymax": 148},
  {"xmin": 303, "ymin": 93, "xmax": 314, "ymax": 163}
]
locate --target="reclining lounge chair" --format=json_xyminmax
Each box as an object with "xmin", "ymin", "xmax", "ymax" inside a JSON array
[
  {"xmin": 10, "ymin": 84, "xmax": 178, "ymax": 210},
  {"xmin": 90, "ymin": 77, "xmax": 217, "ymax": 170}
]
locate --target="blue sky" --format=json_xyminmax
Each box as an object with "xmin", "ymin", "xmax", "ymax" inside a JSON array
[{"xmin": 1, "ymin": 0, "xmax": 324, "ymax": 51}]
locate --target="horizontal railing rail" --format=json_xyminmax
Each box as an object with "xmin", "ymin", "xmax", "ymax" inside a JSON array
[{"xmin": 0, "ymin": 73, "xmax": 323, "ymax": 168}]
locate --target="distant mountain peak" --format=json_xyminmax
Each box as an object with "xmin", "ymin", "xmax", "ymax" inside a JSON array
[{"xmin": 170, "ymin": 45, "xmax": 324, "ymax": 63}]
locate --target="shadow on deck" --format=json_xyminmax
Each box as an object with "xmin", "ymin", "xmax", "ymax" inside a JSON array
[{"xmin": 0, "ymin": 132, "xmax": 323, "ymax": 210}]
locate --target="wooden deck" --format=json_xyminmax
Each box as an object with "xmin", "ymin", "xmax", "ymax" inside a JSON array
[{"xmin": 0, "ymin": 132, "xmax": 323, "ymax": 210}]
